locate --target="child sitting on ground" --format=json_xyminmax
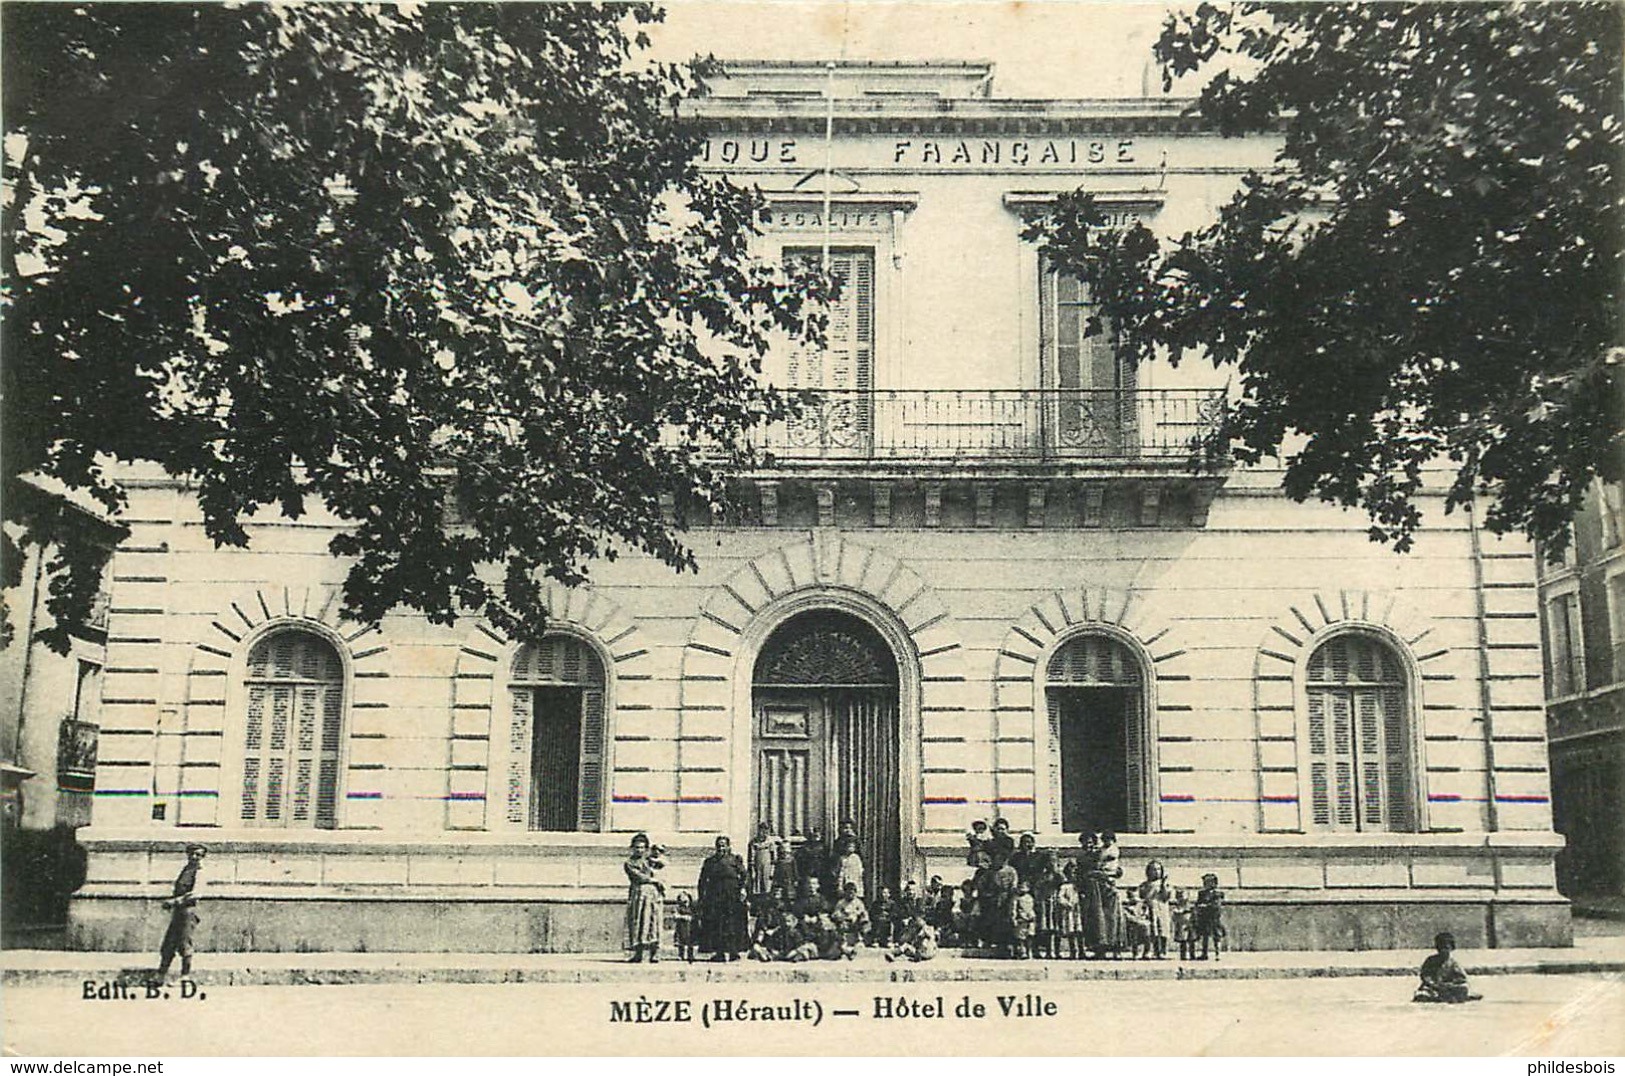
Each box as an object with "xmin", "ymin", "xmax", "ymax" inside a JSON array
[
  {"xmin": 870, "ymin": 885, "xmax": 895, "ymax": 947},
  {"xmin": 1413, "ymin": 932, "xmax": 1482, "ymax": 1003},
  {"xmin": 832, "ymin": 882, "xmax": 870, "ymax": 957},
  {"xmin": 887, "ymin": 915, "xmax": 939, "ymax": 963}
]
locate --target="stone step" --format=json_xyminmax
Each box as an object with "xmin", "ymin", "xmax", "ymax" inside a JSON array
[{"xmin": 9, "ymin": 942, "xmax": 1625, "ymax": 988}]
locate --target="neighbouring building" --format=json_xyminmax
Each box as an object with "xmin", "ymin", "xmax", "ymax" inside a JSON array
[
  {"xmin": 1537, "ymin": 478, "xmax": 1625, "ymax": 904},
  {"xmin": 1, "ymin": 478, "xmax": 115, "ymax": 942},
  {"xmin": 63, "ymin": 61, "xmax": 1569, "ymax": 953}
]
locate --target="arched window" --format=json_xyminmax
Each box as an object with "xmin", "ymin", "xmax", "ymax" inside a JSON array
[
  {"xmin": 1304, "ymin": 633, "xmax": 1416, "ymax": 832},
  {"xmin": 241, "ymin": 630, "xmax": 345, "ymax": 828},
  {"xmin": 507, "ymin": 635, "xmax": 607, "ymax": 832},
  {"xmin": 1045, "ymin": 633, "xmax": 1152, "ymax": 833}
]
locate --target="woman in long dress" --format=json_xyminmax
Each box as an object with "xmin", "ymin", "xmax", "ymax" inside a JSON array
[
  {"xmin": 697, "ymin": 835, "xmax": 750, "ymax": 961},
  {"xmin": 1077, "ymin": 830, "xmax": 1119, "ymax": 957},
  {"xmin": 623, "ymin": 833, "xmax": 665, "ymax": 963},
  {"xmin": 1091, "ymin": 831, "xmax": 1126, "ymax": 957}
]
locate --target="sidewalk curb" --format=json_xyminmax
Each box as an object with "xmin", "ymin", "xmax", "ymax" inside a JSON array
[{"xmin": 7, "ymin": 957, "xmax": 1623, "ymax": 988}]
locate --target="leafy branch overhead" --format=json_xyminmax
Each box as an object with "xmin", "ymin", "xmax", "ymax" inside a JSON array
[
  {"xmin": 3, "ymin": 4, "xmax": 827, "ymax": 649},
  {"xmin": 1025, "ymin": 2, "xmax": 1623, "ymax": 551}
]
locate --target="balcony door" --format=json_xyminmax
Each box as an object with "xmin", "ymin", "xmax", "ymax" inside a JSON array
[
  {"xmin": 784, "ymin": 248, "xmax": 874, "ymax": 456},
  {"xmin": 1039, "ymin": 262, "xmax": 1136, "ymax": 456}
]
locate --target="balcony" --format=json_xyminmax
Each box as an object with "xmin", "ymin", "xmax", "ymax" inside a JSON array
[{"xmin": 753, "ymin": 388, "xmax": 1227, "ymax": 468}]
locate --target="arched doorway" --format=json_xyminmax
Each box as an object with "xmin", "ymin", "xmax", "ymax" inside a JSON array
[
  {"xmin": 1045, "ymin": 631, "xmax": 1153, "ymax": 834},
  {"xmin": 752, "ymin": 609, "xmax": 900, "ymax": 899}
]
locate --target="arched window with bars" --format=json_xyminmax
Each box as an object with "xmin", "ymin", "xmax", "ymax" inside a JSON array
[
  {"xmin": 507, "ymin": 635, "xmax": 608, "ymax": 832},
  {"xmin": 1302, "ymin": 633, "xmax": 1418, "ymax": 832},
  {"xmin": 1045, "ymin": 632, "xmax": 1153, "ymax": 833},
  {"xmin": 240, "ymin": 630, "xmax": 346, "ymax": 828}
]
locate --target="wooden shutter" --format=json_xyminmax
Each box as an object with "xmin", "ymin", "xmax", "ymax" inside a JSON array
[
  {"xmin": 577, "ymin": 687, "xmax": 606, "ymax": 831},
  {"xmin": 1047, "ymin": 694, "xmax": 1063, "ymax": 829},
  {"xmin": 506, "ymin": 685, "xmax": 532, "ymax": 826},
  {"xmin": 850, "ymin": 253, "xmax": 874, "ymax": 394},
  {"xmin": 1356, "ymin": 689, "xmax": 1385, "ymax": 828},
  {"xmin": 263, "ymin": 684, "xmax": 292, "ymax": 823},
  {"xmin": 290, "ymin": 685, "xmax": 319, "ymax": 823},
  {"xmin": 1123, "ymin": 690, "xmax": 1146, "ymax": 832},
  {"xmin": 317, "ymin": 682, "xmax": 343, "ymax": 827},
  {"xmin": 1306, "ymin": 688, "xmax": 1331, "ymax": 827},
  {"xmin": 1381, "ymin": 685, "xmax": 1412, "ymax": 830},
  {"xmin": 1330, "ymin": 689, "xmax": 1357, "ymax": 828},
  {"xmin": 242, "ymin": 684, "xmax": 266, "ymax": 822}
]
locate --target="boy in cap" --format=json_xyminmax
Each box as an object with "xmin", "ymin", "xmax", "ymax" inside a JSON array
[{"xmin": 157, "ymin": 843, "xmax": 206, "ymax": 979}]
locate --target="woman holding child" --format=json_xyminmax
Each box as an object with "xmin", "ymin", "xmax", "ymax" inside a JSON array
[
  {"xmin": 623, "ymin": 833, "xmax": 665, "ymax": 963},
  {"xmin": 1078, "ymin": 830, "xmax": 1125, "ymax": 957}
]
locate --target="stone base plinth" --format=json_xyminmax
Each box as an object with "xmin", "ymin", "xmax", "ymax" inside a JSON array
[
  {"xmin": 68, "ymin": 894, "xmax": 627, "ymax": 954},
  {"xmin": 66, "ymin": 891, "xmax": 1572, "ymax": 954}
]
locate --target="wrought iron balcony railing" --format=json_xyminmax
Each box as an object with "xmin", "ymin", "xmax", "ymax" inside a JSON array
[{"xmin": 751, "ymin": 388, "xmax": 1226, "ymax": 463}]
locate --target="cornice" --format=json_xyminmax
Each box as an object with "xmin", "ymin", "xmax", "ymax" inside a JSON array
[{"xmin": 683, "ymin": 96, "xmax": 1227, "ymax": 137}]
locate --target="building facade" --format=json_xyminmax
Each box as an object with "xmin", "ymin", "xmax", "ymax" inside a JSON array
[
  {"xmin": 1537, "ymin": 479, "xmax": 1625, "ymax": 903},
  {"xmin": 2, "ymin": 480, "xmax": 114, "ymax": 941},
  {"xmin": 64, "ymin": 62, "xmax": 1569, "ymax": 953}
]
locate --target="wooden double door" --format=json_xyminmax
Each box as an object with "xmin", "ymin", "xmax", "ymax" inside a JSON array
[{"xmin": 753, "ymin": 687, "xmax": 899, "ymax": 899}]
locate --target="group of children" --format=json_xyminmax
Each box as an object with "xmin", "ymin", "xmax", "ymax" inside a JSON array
[
  {"xmin": 954, "ymin": 819, "xmax": 1228, "ymax": 961},
  {"xmin": 669, "ymin": 878, "xmax": 940, "ymax": 964},
  {"xmin": 662, "ymin": 818, "xmax": 1228, "ymax": 963}
]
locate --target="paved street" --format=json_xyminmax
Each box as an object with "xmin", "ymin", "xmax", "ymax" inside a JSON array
[{"xmin": 5, "ymin": 971, "xmax": 1621, "ymax": 1056}]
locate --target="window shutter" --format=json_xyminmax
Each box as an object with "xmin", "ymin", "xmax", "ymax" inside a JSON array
[
  {"xmin": 1085, "ymin": 285, "xmax": 1116, "ymax": 394},
  {"xmin": 1047, "ymin": 693, "xmax": 1063, "ymax": 829},
  {"xmin": 1328, "ymin": 689, "xmax": 1358, "ymax": 829},
  {"xmin": 264, "ymin": 685, "xmax": 293, "ymax": 823},
  {"xmin": 1039, "ymin": 268, "xmax": 1056, "ymax": 388},
  {"xmin": 507, "ymin": 686, "xmax": 532, "ymax": 826},
  {"xmin": 1307, "ymin": 688, "xmax": 1331, "ymax": 827},
  {"xmin": 317, "ymin": 681, "xmax": 342, "ymax": 827},
  {"xmin": 1123, "ymin": 690, "xmax": 1145, "ymax": 832},
  {"xmin": 825, "ymin": 252, "xmax": 853, "ymax": 392},
  {"xmin": 242, "ymin": 684, "xmax": 266, "ymax": 822},
  {"xmin": 1357, "ymin": 690, "xmax": 1385, "ymax": 828},
  {"xmin": 290, "ymin": 685, "xmax": 319, "ymax": 823},
  {"xmin": 852, "ymin": 253, "xmax": 874, "ymax": 394},
  {"xmin": 1381, "ymin": 685, "xmax": 1412, "ymax": 830},
  {"xmin": 577, "ymin": 687, "xmax": 606, "ymax": 831}
]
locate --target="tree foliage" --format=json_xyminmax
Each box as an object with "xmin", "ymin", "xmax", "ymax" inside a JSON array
[
  {"xmin": 3, "ymin": 3, "xmax": 822, "ymax": 650},
  {"xmin": 1025, "ymin": 2, "xmax": 1623, "ymax": 551}
]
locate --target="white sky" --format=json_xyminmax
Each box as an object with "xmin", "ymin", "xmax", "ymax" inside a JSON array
[{"xmin": 644, "ymin": 1, "xmax": 1194, "ymax": 99}]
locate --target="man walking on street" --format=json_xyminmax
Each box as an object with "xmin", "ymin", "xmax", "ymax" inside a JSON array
[{"xmin": 156, "ymin": 843, "xmax": 206, "ymax": 979}]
